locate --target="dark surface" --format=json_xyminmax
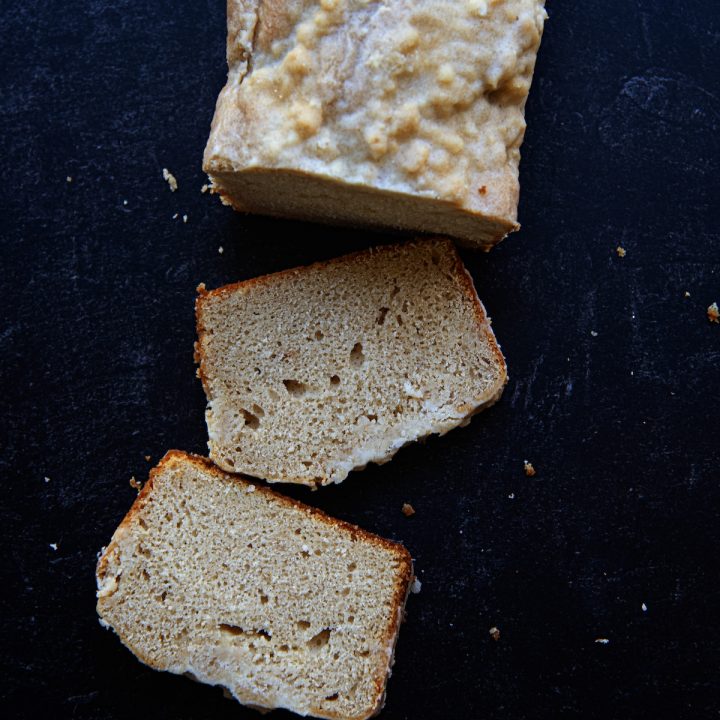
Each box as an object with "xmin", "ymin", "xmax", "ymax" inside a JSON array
[{"xmin": 1, "ymin": 1, "xmax": 719, "ymax": 718}]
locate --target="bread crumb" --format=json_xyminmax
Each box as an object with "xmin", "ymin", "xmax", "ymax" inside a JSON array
[
  {"xmin": 201, "ymin": 184, "xmax": 209, "ymax": 194},
  {"xmin": 590, "ymin": 330, "xmax": 598, "ymax": 337},
  {"xmin": 218, "ymin": 246, "xmax": 224, "ymax": 254},
  {"xmin": 162, "ymin": 168, "xmax": 178, "ymax": 192},
  {"xmin": 44, "ymin": 476, "xmax": 50, "ymax": 483},
  {"xmin": 489, "ymin": 626, "xmax": 500, "ymax": 641},
  {"xmin": 615, "ymin": 246, "xmax": 626, "ymax": 257},
  {"xmin": 641, "ymin": 602, "xmax": 648, "ymax": 612},
  {"xmin": 172, "ymin": 213, "xmax": 178, "ymax": 219},
  {"xmin": 401, "ymin": 503, "xmax": 415, "ymax": 517},
  {"xmin": 49, "ymin": 543, "xmax": 58, "ymax": 551},
  {"xmin": 684, "ymin": 291, "xmax": 691, "ymax": 298},
  {"xmin": 66, "ymin": 176, "xmax": 72, "ymax": 183},
  {"xmin": 182, "ymin": 214, "xmax": 188, "ymax": 224},
  {"xmin": 144, "ymin": 455, "xmax": 152, "ymax": 462},
  {"xmin": 123, "ymin": 199, "xmax": 128, "ymax": 206},
  {"xmin": 708, "ymin": 302, "xmax": 719, "ymax": 324},
  {"xmin": 507, "ymin": 492, "xmax": 515, "ymax": 499},
  {"xmin": 129, "ymin": 476, "xmax": 142, "ymax": 492},
  {"xmin": 594, "ymin": 638, "xmax": 610, "ymax": 645},
  {"xmin": 523, "ymin": 460, "xmax": 536, "ymax": 477},
  {"xmin": 411, "ymin": 578, "xmax": 422, "ymax": 594}
]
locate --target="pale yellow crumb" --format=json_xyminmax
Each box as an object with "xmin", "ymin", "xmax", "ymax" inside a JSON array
[
  {"xmin": 523, "ymin": 460, "xmax": 536, "ymax": 477},
  {"xmin": 129, "ymin": 476, "xmax": 142, "ymax": 492},
  {"xmin": 218, "ymin": 246, "xmax": 224, "ymax": 254},
  {"xmin": 401, "ymin": 503, "xmax": 415, "ymax": 517},
  {"xmin": 708, "ymin": 302, "xmax": 719, "ymax": 324},
  {"xmin": 595, "ymin": 638, "xmax": 610, "ymax": 645},
  {"xmin": 144, "ymin": 455, "xmax": 152, "ymax": 462},
  {"xmin": 684, "ymin": 291, "xmax": 691, "ymax": 298},
  {"xmin": 615, "ymin": 246, "xmax": 626, "ymax": 257},
  {"xmin": 201, "ymin": 184, "xmax": 209, "ymax": 194},
  {"xmin": 66, "ymin": 176, "xmax": 72, "ymax": 183},
  {"xmin": 162, "ymin": 168, "xmax": 178, "ymax": 192}
]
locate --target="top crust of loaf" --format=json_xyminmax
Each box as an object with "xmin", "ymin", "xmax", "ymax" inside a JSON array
[
  {"xmin": 203, "ymin": 0, "xmax": 547, "ymax": 248},
  {"xmin": 96, "ymin": 451, "xmax": 413, "ymax": 720},
  {"xmin": 195, "ymin": 239, "xmax": 507, "ymax": 486}
]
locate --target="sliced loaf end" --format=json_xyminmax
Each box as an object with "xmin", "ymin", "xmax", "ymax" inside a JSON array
[{"xmin": 96, "ymin": 451, "xmax": 413, "ymax": 720}]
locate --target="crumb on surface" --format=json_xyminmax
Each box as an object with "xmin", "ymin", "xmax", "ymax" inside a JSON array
[
  {"xmin": 129, "ymin": 476, "xmax": 142, "ymax": 492},
  {"xmin": 641, "ymin": 602, "xmax": 648, "ymax": 612},
  {"xmin": 489, "ymin": 626, "xmax": 500, "ymax": 641},
  {"xmin": 201, "ymin": 184, "xmax": 209, "ymax": 193},
  {"xmin": 182, "ymin": 214, "xmax": 188, "ymax": 223},
  {"xmin": 594, "ymin": 638, "xmax": 610, "ymax": 645},
  {"xmin": 508, "ymin": 492, "xmax": 515, "ymax": 499},
  {"xmin": 708, "ymin": 302, "xmax": 719, "ymax": 324},
  {"xmin": 144, "ymin": 455, "xmax": 151, "ymax": 462},
  {"xmin": 66, "ymin": 176, "xmax": 72, "ymax": 183},
  {"xmin": 172, "ymin": 213, "xmax": 178, "ymax": 219},
  {"xmin": 684, "ymin": 291, "xmax": 691, "ymax": 298},
  {"xmin": 411, "ymin": 578, "xmax": 422, "ymax": 594},
  {"xmin": 49, "ymin": 543, "xmax": 58, "ymax": 551},
  {"xmin": 402, "ymin": 502, "xmax": 415, "ymax": 517},
  {"xmin": 162, "ymin": 168, "xmax": 178, "ymax": 192},
  {"xmin": 590, "ymin": 330, "xmax": 598, "ymax": 337},
  {"xmin": 123, "ymin": 200, "xmax": 128, "ymax": 206},
  {"xmin": 44, "ymin": 476, "xmax": 50, "ymax": 483},
  {"xmin": 218, "ymin": 246, "xmax": 224, "ymax": 254},
  {"xmin": 615, "ymin": 246, "xmax": 626, "ymax": 257},
  {"xmin": 523, "ymin": 460, "xmax": 536, "ymax": 477}
]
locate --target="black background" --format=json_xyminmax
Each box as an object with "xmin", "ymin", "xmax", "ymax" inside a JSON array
[{"xmin": 2, "ymin": 1, "xmax": 719, "ymax": 718}]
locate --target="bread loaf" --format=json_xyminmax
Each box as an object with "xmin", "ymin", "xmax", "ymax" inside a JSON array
[
  {"xmin": 203, "ymin": 0, "xmax": 547, "ymax": 249},
  {"xmin": 195, "ymin": 238, "xmax": 507, "ymax": 485},
  {"xmin": 96, "ymin": 451, "xmax": 414, "ymax": 719}
]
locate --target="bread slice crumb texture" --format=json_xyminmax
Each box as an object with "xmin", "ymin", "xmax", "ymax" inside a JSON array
[
  {"xmin": 196, "ymin": 238, "xmax": 507, "ymax": 485},
  {"xmin": 96, "ymin": 451, "xmax": 413, "ymax": 720}
]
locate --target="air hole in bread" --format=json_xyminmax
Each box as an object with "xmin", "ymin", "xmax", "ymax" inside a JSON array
[
  {"xmin": 348, "ymin": 615, "xmax": 355, "ymax": 623},
  {"xmin": 260, "ymin": 594, "xmax": 269, "ymax": 604},
  {"xmin": 350, "ymin": 343, "xmax": 365, "ymax": 366},
  {"xmin": 325, "ymin": 693, "xmax": 339, "ymax": 701},
  {"xmin": 301, "ymin": 461, "xmax": 312, "ymax": 468},
  {"xmin": 307, "ymin": 628, "xmax": 331, "ymax": 651},
  {"xmin": 315, "ymin": 330, "xmax": 324, "ymax": 340},
  {"xmin": 376, "ymin": 307, "xmax": 389, "ymax": 325},
  {"xmin": 348, "ymin": 562, "xmax": 357, "ymax": 572},
  {"xmin": 396, "ymin": 314, "xmax": 403, "ymax": 326},
  {"xmin": 141, "ymin": 568, "xmax": 150, "ymax": 581},
  {"xmin": 240, "ymin": 408, "xmax": 260, "ymax": 429},
  {"xmin": 159, "ymin": 590, "xmax": 167, "ymax": 603},
  {"xmin": 251, "ymin": 404, "xmax": 265, "ymax": 417},
  {"xmin": 296, "ymin": 620, "xmax": 311, "ymax": 631},
  {"xmin": 330, "ymin": 374, "xmax": 341, "ymax": 386},
  {"xmin": 283, "ymin": 379, "xmax": 307, "ymax": 397},
  {"xmin": 268, "ymin": 389, "xmax": 280, "ymax": 402}
]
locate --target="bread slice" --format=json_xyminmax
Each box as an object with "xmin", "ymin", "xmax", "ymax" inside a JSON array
[
  {"xmin": 96, "ymin": 451, "xmax": 413, "ymax": 720},
  {"xmin": 203, "ymin": 0, "xmax": 547, "ymax": 249},
  {"xmin": 195, "ymin": 238, "xmax": 507, "ymax": 486}
]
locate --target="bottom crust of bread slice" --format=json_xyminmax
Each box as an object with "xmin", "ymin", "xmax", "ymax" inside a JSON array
[
  {"xmin": 96, "ymin": 451, "xmax": 414, "ymax": 720},
  {"xmin": 195, "ymin": 238, "xmax": 507, "ymax": 486}
]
